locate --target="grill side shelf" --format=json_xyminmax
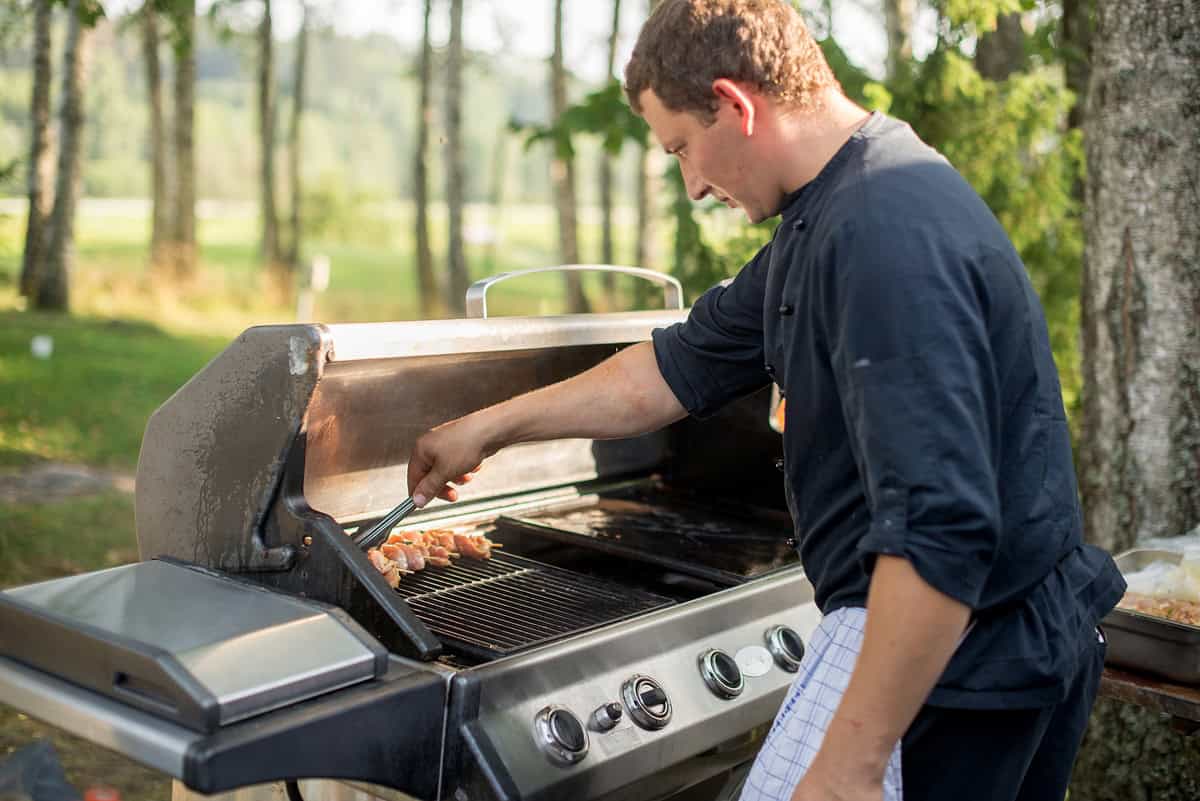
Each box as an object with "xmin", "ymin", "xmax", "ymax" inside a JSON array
[{"xmin": 394, "ymin": 552, "xmax": 674, "ymax": 661}]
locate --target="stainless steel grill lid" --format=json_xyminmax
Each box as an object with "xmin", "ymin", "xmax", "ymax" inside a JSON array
[{"xmin": 0, "ymin": 559, "xmax": 387, "ymax": 732}]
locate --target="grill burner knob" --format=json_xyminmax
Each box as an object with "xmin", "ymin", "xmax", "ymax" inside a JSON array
[
  {"xmin": 621, "ymin": 674, "xmax": 672, "ymax": 730},
  {"xmin": 534, "ymin": 705, "xmax": 589, "ymax": 765},
  {"xmin": 765, "ymin": 625, "xmax": 806, "ymax": 672},
  {"xmin": 699, "ymin": 648, "xmax": 745, "ymax": 699},
  {"xmin": 589, "ymin": 702, "xmax": 623, "ymax": 732}
]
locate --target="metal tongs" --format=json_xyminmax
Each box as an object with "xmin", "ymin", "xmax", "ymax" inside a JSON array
[{"xmin": 352, "ymin": 498, "xmax": 418, "ymax": 550}]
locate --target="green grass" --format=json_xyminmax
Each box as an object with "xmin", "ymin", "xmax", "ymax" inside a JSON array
[
  {"xmin": 0, "ymin": 310, "xmax": 227, "ymax": 469},
  {"xmin": 0, "ymin": 492, "xmax": 138, "ymax": 587}
]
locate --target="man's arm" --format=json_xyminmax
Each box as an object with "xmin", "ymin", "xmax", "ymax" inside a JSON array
[
  {"xmin": 407, "ymin": 341, "xmax": 687, "ymax": 506},
  {"xmin": 793, "ymin": 555, "xmax": 971, "ymax": 801}
]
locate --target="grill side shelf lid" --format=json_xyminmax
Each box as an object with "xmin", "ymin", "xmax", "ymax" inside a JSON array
[{"xmin": 0, "ymin": 559, "xmax": 388, "ymax": 733}]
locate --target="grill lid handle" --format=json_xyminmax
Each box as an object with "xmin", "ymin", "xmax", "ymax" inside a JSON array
[{"xmin": 465, "ymin": 264, "xmax": 684, "ymax": 318}]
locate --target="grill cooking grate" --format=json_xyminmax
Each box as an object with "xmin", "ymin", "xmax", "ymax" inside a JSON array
[{"xmin": 393, "ymin": 551, "xmax": 672, "ymax": 660}]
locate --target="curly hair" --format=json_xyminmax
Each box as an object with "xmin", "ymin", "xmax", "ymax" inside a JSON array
[{"xmin": 624, "ymin": 0, "xmax": 838, "ymax": 123}]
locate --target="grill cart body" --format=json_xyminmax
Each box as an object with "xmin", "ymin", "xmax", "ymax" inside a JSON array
[{"xmin": 2, "ymin": 300, "xmax": 819, "ymax": 801}]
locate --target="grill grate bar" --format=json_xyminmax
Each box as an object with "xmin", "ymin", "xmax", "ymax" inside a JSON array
[{"xmin": 391, "ymin": 551, "xmax": 672, "ymax": 658}]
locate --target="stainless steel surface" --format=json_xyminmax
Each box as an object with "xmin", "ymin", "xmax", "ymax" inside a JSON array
[
  {"xmin": 464, "ymin": 265, "xmax": 684, "ymax": 318},
  {"xmin": 458, "ymin": 567, "xmax": 820, "ymax": 801},
  {"xmin": 0, "ymin": 656, "xmax": 195, "ymax": 776},
  {"xmin": 355, "ymin": 498, "xmax": 418, "ymax": 549},
  {"xmin": 324, "ymin": 311, "xmax": 687, "ymax": 363},
  {"xmin": 1104, "ymin": 548, "xmax": 1200, "ymax": 684},
  {"xmin": 5, "ymin": 561, "xmax": 380, "ymax": 726},
  {"xmin": 533, "ymin": 705, "xmax": 590, "ymax": 766},
  {"xmin": 303, "ymin": 344, "xmax": 670, "ymax": 524}
]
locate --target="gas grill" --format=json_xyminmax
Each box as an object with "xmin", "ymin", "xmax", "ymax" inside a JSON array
[{"xmin": 0, "ymin": 268, "xmax": 820, "ymax": 801}]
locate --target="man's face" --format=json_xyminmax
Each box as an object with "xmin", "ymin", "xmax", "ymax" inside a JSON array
[{"xmin": 638, "ymin": 88, "xmax": 775, "ymax": 224}]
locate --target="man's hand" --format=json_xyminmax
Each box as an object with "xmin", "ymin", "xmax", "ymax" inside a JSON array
[{"xmin": 407, "ymin": 414, "xmax": 490, "ymax": 507}]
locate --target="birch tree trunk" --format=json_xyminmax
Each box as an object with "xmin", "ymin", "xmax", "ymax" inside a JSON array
[
  {"xmin": 142, "ymin": 0, "xmax": 169, "ymax": 271},
  {"xmin": 19, "ymin": 0, "xmax": 54, "ymax": 299},
  {"xmin": 36, "ymin": 0, "xmax": 92, "ymax": 311},
  {"xmin": 1071, "ymin": 0, "xmax": 1200, "ymax": 795},
  {"xmin": 286, "ymin": 1, "xmax": 309, "ymax": 271},
  {"xmin": 171, "ymin": 0, "xmax": 196, "ymax": 279},
  {"xmin": 414, "ymin": 0, "xmax": 440, "ymax": 318},
  {"xmin": 551, "ymin": 0, "xmax": 587, "ymax": 312},
  {"xmin": 258, "ymin": 0, "xmax": 281, "ymax": 275},
  {"xmin": 444, "ymin": 0, "xmax": 468, "ymax": 315},
  {"xmin": 598, "ymin": 0, "xmax": 622, "ymax": 308}
]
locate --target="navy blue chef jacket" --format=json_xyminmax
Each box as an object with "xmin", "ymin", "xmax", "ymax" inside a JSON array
[{"xmin": 653, "ymin": 112, "xmax": 1125, "ymax": 709}]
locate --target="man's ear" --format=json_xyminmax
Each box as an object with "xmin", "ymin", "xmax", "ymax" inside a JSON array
[{"xmin": 712, "ymin": 78, "xmax": 755, "ymax": 136}]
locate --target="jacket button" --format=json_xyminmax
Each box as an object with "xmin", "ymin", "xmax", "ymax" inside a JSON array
[
  {"xmin": 793, "ymin": 218, "xmax": 806, "ymax": 231},
  {"xmin": 774, "ymin": 458, "xmax": 785, "ymax": 472},
  {"xmin": 778, "ymin": 304, "xmax": 794, "ymax": 315},
  {"xmin": 765, "ymin": 363, "xmax": 775, "ymax": 376}
]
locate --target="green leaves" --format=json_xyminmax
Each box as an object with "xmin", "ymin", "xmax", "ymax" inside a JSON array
[{"xmin": 514, "ymin": 78, "xmax": 648, "ymax": 161}]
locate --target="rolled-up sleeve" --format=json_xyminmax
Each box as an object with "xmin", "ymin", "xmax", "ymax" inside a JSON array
[
  {"xmin": 827, "ymin": 221, "xmax": 1003, "ymax": 609},
  {"xmin": 652, "ymin": 245, "xmax": 772, "ymax": 419}
]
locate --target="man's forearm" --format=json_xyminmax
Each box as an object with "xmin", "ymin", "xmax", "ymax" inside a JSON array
[
  {"xmin": 478, "ymin": 340, "xmax": 688, "ymax": 449},
  {"xmin": 814, "ymin": 556, "xmax": 971, "ymax": 782}
]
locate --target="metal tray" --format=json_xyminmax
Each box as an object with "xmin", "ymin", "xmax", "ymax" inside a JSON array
[{"xmin": 1103, "ymin": 548, "xmax": 1200, "ymax": 684}]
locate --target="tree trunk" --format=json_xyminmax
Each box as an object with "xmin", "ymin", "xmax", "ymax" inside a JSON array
[
  {"xmin": 974, "ymin": 13, "xmax": 1028, "ymax": 82},
  {"xmin": 598, "ymin": 0, "xmax": 622, "ymax": 308},
  {"xmin": 414, "ymin": 0, "xmax": 440, "ymax": 318},
  {"xmin": 170, "ymin": 0, "xmax": 196, "ymax": 279},
  {"xmin": 444, "ymin": 0, "xmax": 468, "ymax": 315},
  {"xmin": 483, "ymin": 123, "xmax": 509, "ymax": 274},
  {"xmin": 634, "ymin": 144, "xmax": 660, "ymax": 271},
  {"xmin": 551, "ymin": 0, "xmax": 586, "ymax": 312},
  {"xmin": 19, "ymin": 0, "xmax": 54, "ymax": 299},
  {"xmin": 1071, "ymin": 0, "xmax": 1200, "ymax": 795},
  {"xmin": 286, "ymin": 1, "xmax": 309, "ymax": 271},
  {"xmin": 883, "ymin": 0, "xmax": 914, "ymax": 80},
  {"xmin": 1062, "ymin": 0, "xmax": 1094, "ymax": 131},
  {"xmin": 35, "ymin": 0, "xmax": 92, "ymax": 312},
  {"xmin": 141, "ymin": 0, "xmax": 169, "ymax": 272},
  {"xmin": 258, "ymin": 0, "xmax": 281, "ymax": 275}
]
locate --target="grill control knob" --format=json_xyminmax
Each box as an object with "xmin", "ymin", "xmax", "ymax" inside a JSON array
[
  {"xmin": 621, "ymin": 674, "xmax": 672, "ymax": 730},
  {"xmin": 589, "ymin": 702, "xmax": 623, "ymax": 732},
  {"xmin": 765, "ymin": 625, "xmax": 806, "ymax": 672},
  {"xmin": 534, "ymin": 705, "xmax": 589, "ymax": 766},
  {"xmin": 699, "ymin": 648, "xmax": 744, "ymax": 699}
]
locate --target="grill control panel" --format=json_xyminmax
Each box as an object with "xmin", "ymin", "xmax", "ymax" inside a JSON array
[{"xmin": 482, "ymin": 569, "xmax": 821, "ymax": 798}]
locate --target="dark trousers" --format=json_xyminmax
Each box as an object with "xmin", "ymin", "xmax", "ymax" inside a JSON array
[{"xmin": 901, "ymin": 630, "xmax": 1106, "ymax": 801}]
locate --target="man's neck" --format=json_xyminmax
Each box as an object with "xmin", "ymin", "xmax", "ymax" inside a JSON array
[{"xmin": 771, "ymin": 90, "xmax": 872, "ymax": 197}]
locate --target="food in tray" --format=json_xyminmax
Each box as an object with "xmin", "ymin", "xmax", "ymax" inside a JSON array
[
  {"xmin": 365, "ymin": 528, "xmax": 501, "ymax": 585},
  {"xmin": 1118, "ymin": 592, "xmax": 1200, "ymax": 626}
]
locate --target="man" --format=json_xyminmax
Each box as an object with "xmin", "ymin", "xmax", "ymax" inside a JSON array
[{"xmin": 407, "ymin": 2, "xmax": 1125, "ymax": 799}]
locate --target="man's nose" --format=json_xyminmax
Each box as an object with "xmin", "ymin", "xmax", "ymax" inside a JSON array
[{"xmin": 680, "ymin": 162, "xmax": 709, "ymax": 201}]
